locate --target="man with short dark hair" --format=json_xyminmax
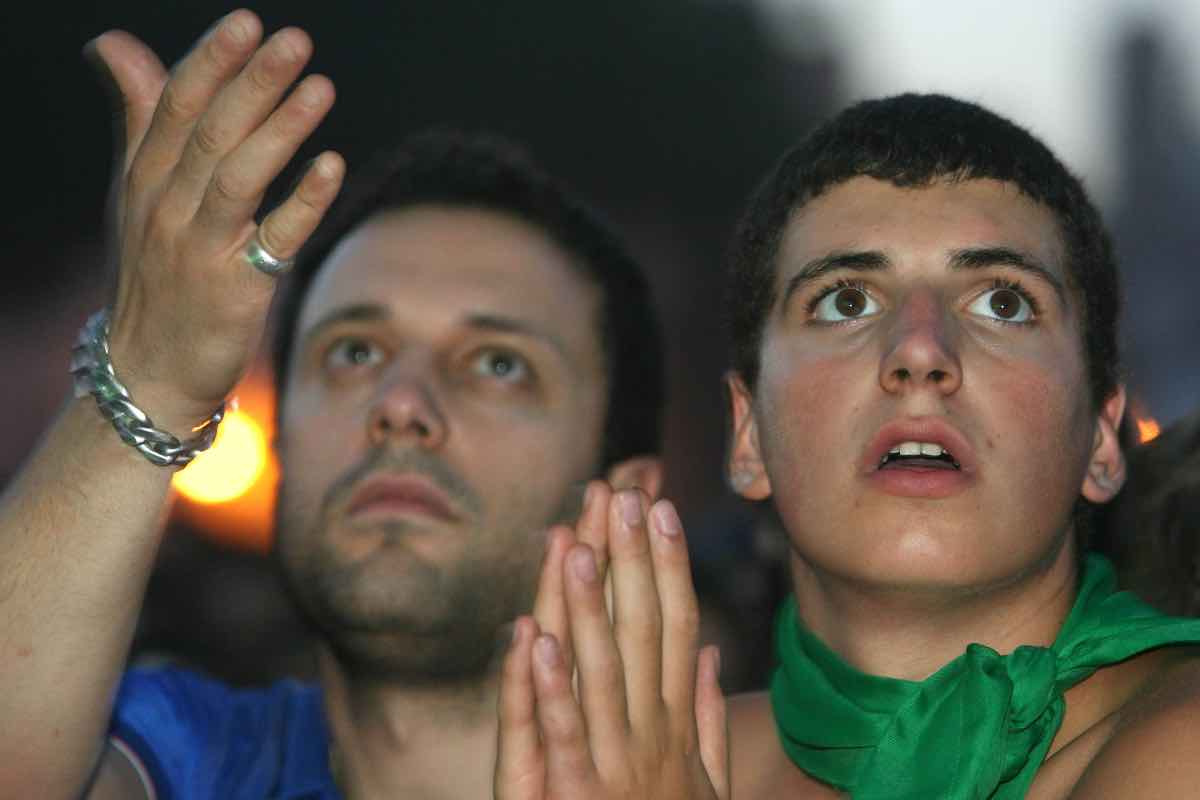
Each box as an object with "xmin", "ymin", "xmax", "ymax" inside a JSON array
[
  {"xmin": 496, "ymin": 94, "xmax": 1200, "ymax": 799},
  {"xmin": 0, "ymin": 13, "xmax": 664, "ymax": 799}
]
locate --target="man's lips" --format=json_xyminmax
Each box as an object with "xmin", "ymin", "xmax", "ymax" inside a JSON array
[
  {"xmin": 345, "ymin": 474, "xmax": 458, "ymax": 522},
  {"xmin": 860, "ymin": 417, "xmax": 979, "ymax": 475},
  {"xmin": 858, "ymin": 418, "xmax": 979, "ymax": 499}
]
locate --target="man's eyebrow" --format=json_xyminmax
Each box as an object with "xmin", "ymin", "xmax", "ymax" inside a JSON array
[
  {"xmin": 301, "ymin": 303, "xmax": 390, "ymax": 347},
  {"xmin": 463, "ymin": 313, "xmax": 572, "ymax": 362},
  {"xmin": 948, "ymin": 247, "xmax": 1067, "ymax": 305},
  {"xmin": 300, "ymin": 305, "xmax": 575, "ymax": 363},
  {"xmin": 781, "ymin": 251, "xmax": 891, "ymax": 308}
]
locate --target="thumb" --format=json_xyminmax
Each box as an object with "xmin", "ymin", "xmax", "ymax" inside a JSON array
[
  {"xmin": 695, "ymin": 645, "xmax": 730, "ymax": 799},
  {"xmin": 82, "ymin": 29, "xmax": 167, "ymax": 174}
]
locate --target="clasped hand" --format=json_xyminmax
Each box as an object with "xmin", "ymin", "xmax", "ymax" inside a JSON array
[{"xmin": 496, "ymin": 483, "xmax": 729, "ymax": 800}]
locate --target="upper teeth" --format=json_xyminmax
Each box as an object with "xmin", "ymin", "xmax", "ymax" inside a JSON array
[{"xmin": 890, "ymin": 441, "xmax": 944, "ymax": 457}]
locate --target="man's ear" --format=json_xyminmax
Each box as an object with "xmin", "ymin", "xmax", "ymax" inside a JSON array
[
  {"xmin": 1081, "ymin": 384, "xmax": 1128, "ymax": 503},
  {"xmin": 605, "ymin": 456, "xmax": 664, "ymax": 500},
  {"xmin": 725, "ymin": 371, "xmax": 772, "ymax": 501}
]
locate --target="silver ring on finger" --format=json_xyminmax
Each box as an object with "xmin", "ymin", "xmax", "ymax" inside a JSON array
[{"xmin": 243, "ymin": 232, "xmax": 294, "ymax": 276}]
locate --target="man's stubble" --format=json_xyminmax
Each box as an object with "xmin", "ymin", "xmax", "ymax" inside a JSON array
[{"xmin": 273, "ymin": 445, "xmax": 586, "ymax": 686}]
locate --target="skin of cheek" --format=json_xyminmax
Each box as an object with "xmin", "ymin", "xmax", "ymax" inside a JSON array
[
  {"xmin": 964, "ymin": 338, "xmax": 1096, "ymax": 575},
  {"xmin": 754, "ymin": 336, "xmax": 877, "ymax": 576},
  {"xmin": 274, "ymin": 388, "xmax": 374, "ymax": 566}
]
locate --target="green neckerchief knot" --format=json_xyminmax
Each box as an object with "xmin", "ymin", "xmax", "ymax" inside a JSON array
[{"xmin": 770, "ymin": 554, "xmax": 1200, "ymax": 799}]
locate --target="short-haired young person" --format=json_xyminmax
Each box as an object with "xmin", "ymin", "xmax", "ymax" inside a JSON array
[
  {"xmin": 496, "ymin": 94, "xmax": 1200, "ymax": 800},
  {"xmin": 0, "ymin": 13, "xmax": 665, "ymax": 799}
]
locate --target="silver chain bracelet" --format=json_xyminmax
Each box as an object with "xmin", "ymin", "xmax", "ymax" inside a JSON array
[{"xmin": 69, "ymin": 309, "xmax": 225, "ymax": 468}]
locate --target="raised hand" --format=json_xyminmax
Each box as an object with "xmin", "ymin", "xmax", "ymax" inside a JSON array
[
  {"xmin": 85, "ymin": 10, "xmax": 343, "ymax": 431},
  {"xmin": 496, "ymin": 484, "xmax": 729, "ymax": 800}
]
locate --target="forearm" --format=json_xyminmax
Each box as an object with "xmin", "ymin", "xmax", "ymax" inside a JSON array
[
  {"xmin": 0, "ymin": 12, "xmax": 341, "ymax": 795},
  {"xmin": 0, "ymin": 394, "xmax": 174, "ymax": 794}
]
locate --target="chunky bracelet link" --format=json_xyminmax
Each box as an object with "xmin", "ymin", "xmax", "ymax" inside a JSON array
[{"xmin": 69, "ymin": 309, "xmax": 225, "ymax": 468}]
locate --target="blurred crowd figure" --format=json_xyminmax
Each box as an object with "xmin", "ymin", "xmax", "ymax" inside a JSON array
[{"xmin": 1101, "ymin": 407, "xmax": 1200, "ymax": 615}]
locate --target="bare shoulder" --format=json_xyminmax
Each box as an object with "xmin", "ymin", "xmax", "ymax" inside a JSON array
[
  {"xmin": 728, "ymin": 691, "xmax": 843, "ymax": 800},
  {"xmin": 1067, "ymin": 650, "xmax": 1200, "ymax": 798},
  {"xmin": 728, "ymin": 690, "xmax": 779, "ymax": 796},
  {"xmin": 727, "ymin": 690, "xmax": 774, "ymax": 748}
]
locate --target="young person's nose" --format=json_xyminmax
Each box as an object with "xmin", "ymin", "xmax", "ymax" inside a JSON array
[
  {"xmin": 878, "ymin": 288, "xmax": 963, "ymax": 396},
  {"xmin": 367, "ymin": 361, "xmax": 448, "ymax": 449}
]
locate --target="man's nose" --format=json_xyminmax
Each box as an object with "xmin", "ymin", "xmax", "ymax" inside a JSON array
[
  {"xmin": 878, "ymin": 289, "xmax": 963, "ymax": 396},
  {"xmin": 367, "ymin": 362, "xmax": 448, "ymax": 449}
]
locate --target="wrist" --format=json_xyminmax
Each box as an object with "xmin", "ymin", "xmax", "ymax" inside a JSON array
[{"xmin": 71, "ymin": 309, "xmax": 225, "ymax": 468}]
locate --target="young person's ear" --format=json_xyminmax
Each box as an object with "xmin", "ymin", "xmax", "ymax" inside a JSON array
[
  {"xmin": 725, "ymin": 371, "xmax": 772, "ymax": 500},
  {"xmin": 605, "ymin": 456, "xmax": 663, "ymax": 500},
  {"xmin": 1081, "ymin": 384, "xmax": 1128, "ymax": 503}
]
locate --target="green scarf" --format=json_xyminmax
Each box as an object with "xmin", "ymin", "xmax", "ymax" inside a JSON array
[{"xmin": 770, "ymin": 553, "xmax": 1200, "ymax": 799}]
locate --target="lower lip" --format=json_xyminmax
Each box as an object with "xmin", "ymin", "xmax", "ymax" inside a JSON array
[
  {"xmin": 348, "ymin": 500, "xmax": 452, "ymax": 522},
  {"xmin": 866, "ymin": 466, "xmax": 973, "ymax": 498}
]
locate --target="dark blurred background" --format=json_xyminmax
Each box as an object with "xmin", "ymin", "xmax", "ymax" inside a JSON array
[{"xmin": 2, "ymin": 1, "xmax": 1197, "ymax": 692}]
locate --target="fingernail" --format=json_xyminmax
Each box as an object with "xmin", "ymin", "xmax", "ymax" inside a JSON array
[
  {"xmin": 510, "ymin": 619, "xmax": 523, "ymax": 646},
  {"xmin": 535, "ymin": 635, "xmax": 560, "ymax": 667},
  {"xmin": 618, "ymin": 491, "xmax": 642, "ymax": 527},
  {"xmin": 570, "ymin": 548, "xmax": 597, "ymax": 583},
  {"xmin": 714, "ymin": 647, "xmax": 722, "ymax": 678},
  {"xmin": 582, "ymin": 482, "xmax": 596, "ymax": 514},
  {"xmin": 314, "ymin": 154, "xmax": 337, "ymax": 178},
  {"xmin": 652, "ymin": 501, "xmax": 681, "ymax": 538}
]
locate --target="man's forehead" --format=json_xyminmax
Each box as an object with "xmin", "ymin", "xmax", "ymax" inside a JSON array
[
  {"xmin": 297, "ymin": 206, "xmax": 602, "ymax": 345},
  {"xmin": 780, "ymin": 176, "xmax": 1068, "ymax": 276}
]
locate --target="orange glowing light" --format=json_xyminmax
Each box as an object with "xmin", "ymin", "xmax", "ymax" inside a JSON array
[
  {"xmin": 172, "ymin": 410, "xmax": 269, "ymax": 504},
  {"xmin": 1137, "ymin": 416, "xmax": 1161, "ymax": 444},
  {"xmin": 171, "ymin": 365, "xmax": 279, "ymax": 552}
]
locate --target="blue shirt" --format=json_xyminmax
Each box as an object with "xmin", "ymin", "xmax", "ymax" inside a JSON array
[{"xmin": 109, "ymin": 667, "xmax": 342, "ymax": 800}]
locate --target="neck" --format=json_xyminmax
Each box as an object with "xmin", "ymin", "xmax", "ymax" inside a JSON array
[
  {"xmin": 791, "ymin": 538, "xmax": 1080, "ymax": 681},
  {"xmin": 318, "ymin": 644, "xmax": 501, "ymax": 800}
]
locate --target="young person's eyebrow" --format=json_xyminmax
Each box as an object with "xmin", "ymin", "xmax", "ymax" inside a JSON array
[
  {"xmin": 947, "ymin": 247, "xmax": 1068, "ymax": 306},
  {"xmin": 301, "ymin": 303, "xmax": 390, "ymax": 348},
  {"xmin": 781, "ymin": 250, "xmax": 891, "ymax": 308}
]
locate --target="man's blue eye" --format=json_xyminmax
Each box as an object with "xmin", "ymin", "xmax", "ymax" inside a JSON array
[
  {"xmin": 473, "ymin": 350, "xmax": 528, "ymax": 382},
  {"xmin": 326, "ymin": 338, "xmax": 383, "ymax": 369}
]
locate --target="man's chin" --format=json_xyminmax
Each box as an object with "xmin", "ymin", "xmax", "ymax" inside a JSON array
[
  {"xmin": 792, "ymin": 521, "xmax": 1059, "ymax": 590},
  {"xmin": 319, "ymin": 619, "xmax": 502, "ymax": 684}
]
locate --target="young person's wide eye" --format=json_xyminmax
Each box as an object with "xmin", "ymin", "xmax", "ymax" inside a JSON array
[
  {"xmin": 471, "ymin": 348, "xmax": 530, "ymax": 384},
  {"xmin": 966, "ymin": 282, "xmax": 1036, "ymax": 324},
  {"xmin": 809, "ymin": 281, "xmax": 882, "ymax": 323},
  {"xmin": 324, "ymin": 337, "xmax": 384, "ymax": 371}
]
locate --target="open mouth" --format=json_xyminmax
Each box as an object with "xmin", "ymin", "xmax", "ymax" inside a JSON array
[{"xmin": 877, "ymin": 441, "xmax": 962, "ymax": 471}]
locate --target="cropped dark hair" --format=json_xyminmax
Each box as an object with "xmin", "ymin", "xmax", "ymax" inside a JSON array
[
  {"xmin": 272, "ymin": 130, "xmax": 663, "ymax": 469},
  {"xmin": 727, "ymin": 93, "xmax": 1122, "ymax": 409}
]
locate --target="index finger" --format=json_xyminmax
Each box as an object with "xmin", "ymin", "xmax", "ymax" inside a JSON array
[
  {"xmin": 574, "ymin": 481, "xmax": 611, "ymax": 578},
  {"xmin": 647, "ymin": 499, "xmax": 702, "ymax": 736},
  {"xmin": 532, "ymin": 525, "xmax": 576, "ymax": 675},
  {"xmin": 495, "ymin": 616, "xmax": 545, "ymax": 800}
]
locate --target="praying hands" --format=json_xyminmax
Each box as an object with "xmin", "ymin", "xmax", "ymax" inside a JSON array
[{"xmin": 495, "ymin": 482, "xmax": 729, "ymax": 799}]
